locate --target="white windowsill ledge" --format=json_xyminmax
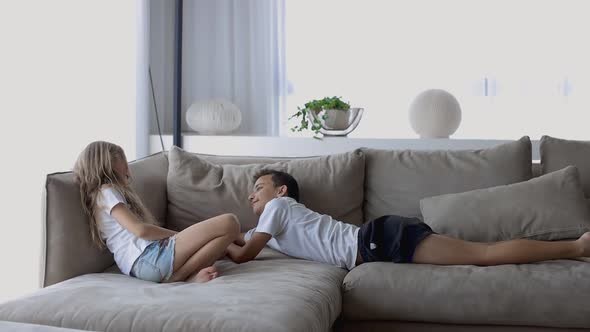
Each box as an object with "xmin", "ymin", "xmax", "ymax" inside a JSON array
[{"xmin": 149, "ymin": 134, "xmax": 540, "ymax": 160}]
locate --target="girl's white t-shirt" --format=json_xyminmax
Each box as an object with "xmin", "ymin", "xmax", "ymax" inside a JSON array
[
  {"xmin": 96, "ymin": 185, "xmax": 154, "ymax": 275},
  {"xmin": 245, "ymin": 197, "xmax": 360, "ymax": 270}
]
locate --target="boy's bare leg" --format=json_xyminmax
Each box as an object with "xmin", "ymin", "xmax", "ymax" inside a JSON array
[{"xmin": 413, "ymin": 232, "xmax": 590, "ymax": 266}]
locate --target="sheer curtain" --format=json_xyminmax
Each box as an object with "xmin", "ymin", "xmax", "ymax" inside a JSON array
[
  {"xmin": 136, "ymin": 0, "xmax": 150, "ymax": 158},
  {"xmin": 182, "ymin": 0, "xmax": 287, "ymax": 136}
]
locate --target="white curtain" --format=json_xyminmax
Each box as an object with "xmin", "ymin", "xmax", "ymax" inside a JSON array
[{"xmin": 183, "ymin": 0, "xmax": 287, "ymax": 136}]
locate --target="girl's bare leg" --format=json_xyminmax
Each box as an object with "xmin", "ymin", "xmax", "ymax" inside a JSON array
[
  {"xmin": 413, "ymin": 232, "xmax": 589, "ymax": 266},
  {"xmin": 166, "ymin": 214, "xmax": 239, "ymax": 282},
  {"xmin": 186, "ymin": 266, "xmax": 218, "ymax": 283}
]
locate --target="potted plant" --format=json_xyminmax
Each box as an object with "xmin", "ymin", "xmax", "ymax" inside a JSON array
[{"xmin": 289, "ymin": 96, "xmax": 351, "ymax": 137}]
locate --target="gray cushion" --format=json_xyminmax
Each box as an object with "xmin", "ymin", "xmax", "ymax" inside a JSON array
[
  {"xmin": 166, "ymin": 146, "xmax": 365, "ymax": 231},
  {"xmin": 420, "ymin": 166, "xmax": 590, "ymax": 242},
  {"xmin": 342, "ymin": 261, "xmax": 590, "ymax": 328},
  {"xmin": 363, "ymin": 136, "xmax": 532, "ymax": 222},
  {"xmin": 43, "ymin": 153, "xmax": 168, "ymax": 287},
  {"xmin": 540, "ymin": 135, "xmax": 590, "ymax": 198},
  {"xmin": 0, "ymin": 249, "xmax": 346, "ymax": 332},
  {"xmin": 191, "ymin": 153, "xmax": 293, "ymax": 165},
  {"xmin": 128, "ymin": 153, "xmax": 169, "ymax": 225}
]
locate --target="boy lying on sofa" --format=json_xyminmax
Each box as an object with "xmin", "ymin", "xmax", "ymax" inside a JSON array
[{"xmin": 226, "ymin": 169, "xmax": 590, "ymax": 268}]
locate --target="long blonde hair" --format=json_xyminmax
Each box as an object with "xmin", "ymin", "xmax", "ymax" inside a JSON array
[{"xmin": 73, "ymin": 141, "xmax": 159, "ymax": 249}]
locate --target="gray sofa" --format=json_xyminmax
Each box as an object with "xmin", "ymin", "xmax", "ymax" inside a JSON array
[{"xmin": 1, "ymin": 136, "xmax": 589, "ymax": 331}]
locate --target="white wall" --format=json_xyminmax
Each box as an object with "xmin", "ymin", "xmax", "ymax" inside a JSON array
[{"xmin": 0, "ymin": 1, "xmax": 138, "ymax": 302}]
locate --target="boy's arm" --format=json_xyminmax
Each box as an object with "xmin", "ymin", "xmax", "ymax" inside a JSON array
[
  {"xmin": 227, "ymin": 232, "xmax": 271, "ymax": 264},
  {"xmin": 233, "ymin": 232, "xmax": 247, "ymax": 246}
]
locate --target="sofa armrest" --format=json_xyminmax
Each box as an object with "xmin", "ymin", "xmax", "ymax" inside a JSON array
[{"xmin": 43, "ymin": 152, "xmax": 168, "ymax": 287}]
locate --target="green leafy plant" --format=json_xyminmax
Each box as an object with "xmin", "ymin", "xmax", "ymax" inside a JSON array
[{"xmin": 289, "ymin": 96, "xmax": 351, "ymax": 137}]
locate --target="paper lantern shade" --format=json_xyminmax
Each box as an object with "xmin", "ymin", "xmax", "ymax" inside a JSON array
[{"xmin": 186, "ymin": 99, "xmax": 242, "ymax": 134}]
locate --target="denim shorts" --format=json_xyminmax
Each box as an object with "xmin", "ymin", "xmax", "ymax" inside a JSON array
[{"xmin": 130, "ymin": 236, "xmax": 176, "ymax": 283}]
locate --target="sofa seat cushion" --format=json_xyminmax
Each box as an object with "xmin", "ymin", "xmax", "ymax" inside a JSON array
[
  {"xmin": 0, "ymin": 249, "xmax": 347, "ymax": 332},
  {"xmin": 0, "ymin": 321, "xmax": 88, "ymax": 332},
  {"xmin": 342, "ymin": 260, "xmax": 590, "ymax": 328}
]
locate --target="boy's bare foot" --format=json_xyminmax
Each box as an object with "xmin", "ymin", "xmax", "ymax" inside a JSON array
[
  {"xmin": 577, "ymin": 232, "xmax": 590, "ymax": 257},
  {"xmin": 186, "ymin": 266, "xmax": 218, "ymax": 283}
]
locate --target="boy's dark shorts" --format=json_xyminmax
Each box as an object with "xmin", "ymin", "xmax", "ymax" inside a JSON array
[{"xmin": 358, "ymin": 215, "xmax": 436, "ymax": 263}]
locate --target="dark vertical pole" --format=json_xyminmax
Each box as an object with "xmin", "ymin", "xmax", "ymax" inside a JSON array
[{"xmin": 173, "ymin": 0, "xmax": 183, "ymax": 147}]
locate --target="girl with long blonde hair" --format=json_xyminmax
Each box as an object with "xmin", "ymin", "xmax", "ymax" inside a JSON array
[{"xmin": 73, "ymin": 141, "xmax": 239, "ymax": 283}]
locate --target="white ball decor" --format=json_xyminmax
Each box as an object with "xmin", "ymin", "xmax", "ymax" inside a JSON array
[
  {"xmin": 186, "ymin": 99, "xmax": 242, "ymax": 135},
  {"xmin": 409, "ymin": 89, "xmax": 462, "ymax": 138}
]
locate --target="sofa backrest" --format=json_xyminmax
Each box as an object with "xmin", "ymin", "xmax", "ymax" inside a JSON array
[
  {"xmin": 532, "ymin": 163, "xmax": 541, "ymax": 178},
  {"xmin": 362, "ymin": 137, "xmax": 533, "ymax": 221},
  {"xmin": 43, "ymin": 152, "xmax": 168, "ymax": 287},
  {"xmin": 43, "ymin": 142, "xmax": 541, "ymax": 286}
]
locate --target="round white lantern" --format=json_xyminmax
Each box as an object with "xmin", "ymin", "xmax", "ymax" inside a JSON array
[
  {"xmin": 186, "ymin": 99, "xmax": 242, "ymax": 134},
  {"xmin": 409, "ymin": 89, "xmax": 462, "ymax": 138}
]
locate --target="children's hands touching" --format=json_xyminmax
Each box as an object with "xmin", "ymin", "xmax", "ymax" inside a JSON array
[{"xmin": 227, "ymin": 232, "xmax": 271, "ymax": 264}]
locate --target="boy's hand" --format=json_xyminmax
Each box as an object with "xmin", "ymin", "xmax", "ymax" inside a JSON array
[{"xmin": 227, "ymin": 232, "xmax": 272, "ymax": 264}]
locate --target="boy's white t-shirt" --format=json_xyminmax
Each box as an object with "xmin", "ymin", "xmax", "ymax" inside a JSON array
[
  {"xmin": 96, "ymin": 185, "xmax": 154, "ymax": 275},
  {"xmin": 245, "ymin": 197, "xmax": 360, "ymax": 270}
]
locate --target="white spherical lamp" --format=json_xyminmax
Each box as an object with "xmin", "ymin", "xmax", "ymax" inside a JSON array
[
  {"xmin": 409, "ymin": 89, "xmax": 462, "ymax": 138},
  {"xmin": 186, "ymin": 99, "xmax": 242, "ymax": 135}
]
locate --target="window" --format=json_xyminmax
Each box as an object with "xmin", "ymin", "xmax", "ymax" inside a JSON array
[{"xmin": 285, "ymin": 0, "xmax": 590, "ymax": 139}]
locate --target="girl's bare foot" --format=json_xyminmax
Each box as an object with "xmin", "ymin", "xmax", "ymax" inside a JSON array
[
  {"xmin": 578, "ymin": 232, "xmax": 590, "ymax": 257},
  {"xmin": 186, "ymin": 266, "xmax": 218, "ymax": 283}
]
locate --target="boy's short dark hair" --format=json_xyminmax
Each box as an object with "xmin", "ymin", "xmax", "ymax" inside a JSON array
[{"xmin": 253, "ymin": 169, "xmax": 300, "ymax": 202}]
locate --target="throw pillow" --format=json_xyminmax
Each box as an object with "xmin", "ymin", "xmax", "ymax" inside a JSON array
[
  {"xmin": 166, "ymin": 146, "xmax": 365, "ymax": 231},
  {"xmin": 420, "ymin": 166, "xmax": 590, "ymax": 242}
]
